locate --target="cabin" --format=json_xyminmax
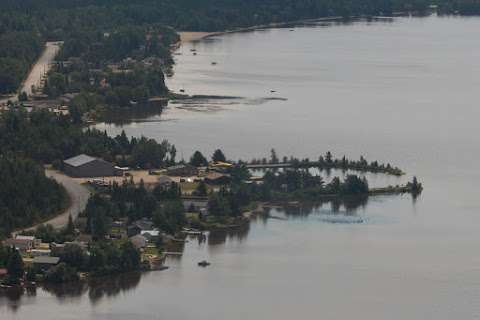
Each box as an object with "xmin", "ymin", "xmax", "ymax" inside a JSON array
[
  {"xmin": 64, "ymin": 154, "xmax": 116, "ymax": 178},
  {"xmin": 167, "ymin": 164, "xmax": 198, "ymax": 177}
]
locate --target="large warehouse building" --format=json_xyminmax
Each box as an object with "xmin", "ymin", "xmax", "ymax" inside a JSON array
[{"xmin": 63, "ymin": 154, "xmax": 115, "ymax": 178}]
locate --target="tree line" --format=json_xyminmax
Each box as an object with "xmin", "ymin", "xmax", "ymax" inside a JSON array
[
  {"xmin": 0, "ymin": 156, "xmax": 68, "ymax": 237},
  {"xmin": 0, "ymin": 109, "xmax": 176, "ymax": 168},
  {"xmin": 0, "ymin": 0, "xmax": 463, "ymax": 95},
  {"xmin": 247, "ymin": 149, "xmax": 404, "ymax": 176}
]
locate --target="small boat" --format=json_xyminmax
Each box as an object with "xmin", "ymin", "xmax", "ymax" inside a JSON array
[
  {"xmin": 198, "ymin": 260, "xmax": 211, "ymax": 267},
  {"xmin": 270, "ymin": 90, "xmax": 276, "ymax": 93}
]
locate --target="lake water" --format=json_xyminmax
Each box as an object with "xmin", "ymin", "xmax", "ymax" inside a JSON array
[{"xmin": 4, "ymin": 15, "xmax": 480, "ymax": 319}]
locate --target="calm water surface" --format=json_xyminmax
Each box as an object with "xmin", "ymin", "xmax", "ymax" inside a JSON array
[{"xmin": 4, "ymin": 15, "xmax": 480, "ymax": 319}]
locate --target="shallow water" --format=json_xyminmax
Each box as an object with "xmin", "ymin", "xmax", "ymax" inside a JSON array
[{"xmin": 4, "ymin": 15, "xmax": 480, "ymax": 319}]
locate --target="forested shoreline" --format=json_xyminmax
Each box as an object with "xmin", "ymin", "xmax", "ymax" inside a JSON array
[{"xmin": 2, "ymin": 0, "xmax": 480, "ymax": 95}]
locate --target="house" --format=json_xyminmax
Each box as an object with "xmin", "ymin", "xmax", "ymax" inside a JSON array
[
  {"xmin": 33, "ymin": 256, "xmax": 60, "ymax": 273},
  {"xmin": 167, "ymin": 164, "xmax": 198, "ymax": 177},
  {"xmin": 129, "ymin": 235, "xmax": 147, "ymax": 250},
  {"xmin": 204, "ymin": 172, "xmax": 231, "ymax": 185},
  {"xmin": 4, "ymin": 236, "xmax": 36, "ymax": 252},
  {"xmin": 64, "ymin": 154, "xmax": 116, "ymax": 178},
  {"xmin": 158, "ymin": 176, "xmax": 174, "ymax": 188},
  {"xmin": 127, "ymin": 218, "xmax": 154, "ymax": 237},
  {"xmin": 140, "ymin": 230, "xmax": 160, "ymax": 242},
  {"xmin": 31, "ymin": 249, "xmax": 52, "ymax": 257}
]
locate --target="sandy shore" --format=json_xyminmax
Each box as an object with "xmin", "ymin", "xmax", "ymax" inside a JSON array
[
  {"xmin": 178, "ymin": 32, "xmax": 220, "ymax": 43},
  {"xmin": 177, "ymin": 17, "xmax": 347, "ymax": 45}
]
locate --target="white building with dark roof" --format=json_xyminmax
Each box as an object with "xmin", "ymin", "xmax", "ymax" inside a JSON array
[{"xmin": 64, "ymin": 154, "xmax": 115, "ymax": 177}]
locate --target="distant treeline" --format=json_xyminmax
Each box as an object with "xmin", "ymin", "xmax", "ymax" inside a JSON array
[
  {"xmin": 0, "ymin": 156, "xmax": 68, "ymax": 237},
  {"xmin": 0, "ymin": 0, "xmax": 469, "ymax": 95},
  {"xmin": 0, "ymin": 109, "xmax": 177, "ymax": 168}
]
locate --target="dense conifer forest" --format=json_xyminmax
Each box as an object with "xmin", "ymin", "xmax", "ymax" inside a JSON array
[
  {"xmin": 0, "ymin": 156, "xmax": 68, "ymax": 236},
  {"xmin": 0, "ymin": 0, "xmax": 476, "ymax": 95}
]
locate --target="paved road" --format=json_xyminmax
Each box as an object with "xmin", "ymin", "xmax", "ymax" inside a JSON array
[
  {"xmin": 15, "ymin": 170, "xmax": 91, "ymax": 234},
  {"xmin": 0, "ymin": 41, "xmax": 62, "ymax": 105}
]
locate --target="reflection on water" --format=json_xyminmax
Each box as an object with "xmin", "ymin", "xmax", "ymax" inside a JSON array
[
  {"xmin": 6, "ymin": 16, "xmax": 480, "ymax": 320},
  {"xmin": 0, "ymin": 272, "xmax": 141, "ymax": 313},
  {"xmin": 0, "ymin": 286, "xmax": 36, "ymax": 313},
  {"xmin": 87, "ymin": 272, "xmax": 141, "ymax": 305},
  {"xmin": 207, "ymin": 224, "xmax": 251, "ymax": 246},
  {"xmin": 99, "ymin": 101, "xmax": 167, "ymax": 125}
]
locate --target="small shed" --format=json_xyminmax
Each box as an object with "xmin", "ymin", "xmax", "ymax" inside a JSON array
[{"xmin": 64, "ymin": 154, "xmax": 115, "ymax": 178}]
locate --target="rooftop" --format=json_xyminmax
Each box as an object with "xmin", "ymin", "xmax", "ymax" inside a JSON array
[
  {"xmin": 141, "ymin": 230, "xmax": 160, "ymax": 237},
  {"xmin": 167, "ymin": 164, "xmax": 193, "ymax": 170},
  {"xmin": 32, "ymin": 256, "xmax": 60, "ymax": 265},
  {"xmin": 5, "ymin": 238, "xmax": 32, "ymax": 245},
  {"xmin": 15, "ymin": 235, "xmax": 35, "ymax": 241},
  {"xmin": 64, "ymin": 154, "xmax": 97, "ymax": 167}
]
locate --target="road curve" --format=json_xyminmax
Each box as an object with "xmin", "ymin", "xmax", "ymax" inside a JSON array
[{"xmin": 15, "ymin": 170, "xmax": 91, "ymax": 235}]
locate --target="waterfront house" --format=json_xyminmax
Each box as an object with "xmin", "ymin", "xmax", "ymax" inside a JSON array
[
  {"xmin": 167, "ymin": 164, "xmax": 198, "ymax": 177},
  {"xmin": 33, "ymin": 256, "xmax": 60, "ymax": 273},
  {"xmin": 63, "ymin": 154, "xmax": 116, "ymax": 178}
]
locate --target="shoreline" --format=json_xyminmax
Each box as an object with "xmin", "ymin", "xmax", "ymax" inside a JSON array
[
  {"xmin": 177, "ymin": 16, "xmax": 346, "ymax": 44},
  {"xmin": 176, "ymin": 15, "xmax": 403, "ymax": 44}
]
